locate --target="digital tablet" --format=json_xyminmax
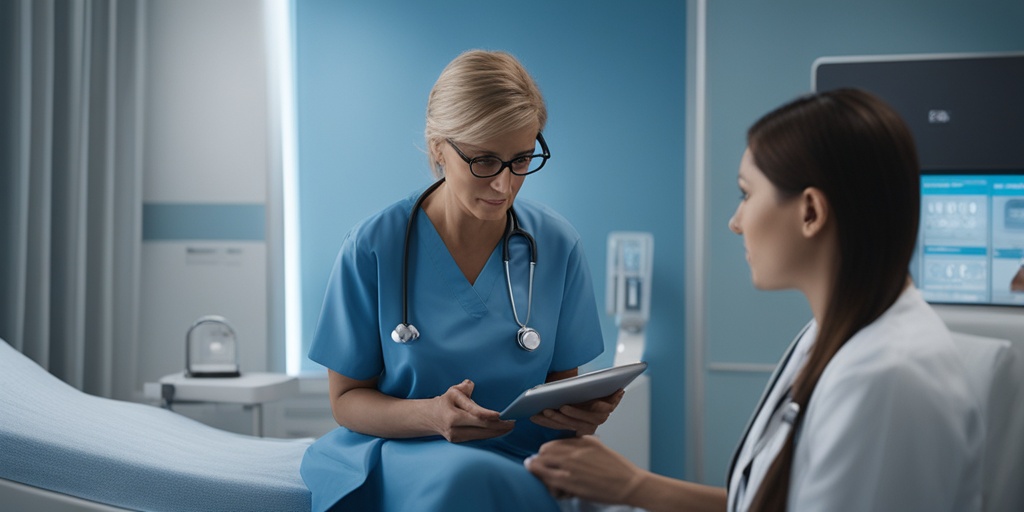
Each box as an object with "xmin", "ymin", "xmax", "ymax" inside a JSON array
[{"xmin": 499, "ymin": 361, "xmax": 647, "ymax": 420}]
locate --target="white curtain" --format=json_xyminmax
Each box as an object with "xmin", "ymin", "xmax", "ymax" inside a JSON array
[{"xmin": 0, "ymin": 0, "xmax": 145, "ymax": 400}]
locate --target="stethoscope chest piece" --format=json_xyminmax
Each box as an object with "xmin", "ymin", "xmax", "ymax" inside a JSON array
[
  {"xmin": 517, "ymin": 327, "xmax": 541, "ymax": 351},
  {"xmin": 391, "ymin": 323, "xmax": 419, "ymax": 343}
]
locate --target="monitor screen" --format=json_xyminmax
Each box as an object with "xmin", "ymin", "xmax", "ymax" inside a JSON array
[{"xmin": 912, "ymin": 170, "xmax": 1024, "ymax": 305}]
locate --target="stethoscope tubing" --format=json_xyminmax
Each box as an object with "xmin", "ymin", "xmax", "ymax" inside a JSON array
[
  {"xmin": 395, "ymin": 178, "xmax": 539, "ymax": 350},
  {"xmin": 398, "ymin": 179, "xmax": 445, "ymax": 331},
  {"xmin": 503, "ymin": 210, "xmax": 537, "ymax": 331}
]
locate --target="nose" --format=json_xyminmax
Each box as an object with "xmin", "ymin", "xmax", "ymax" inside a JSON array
[
  {"xmin": 728, "ymin": 209, "xmax": 742, "ymax": 235},
  {"xmin": 490, "ymin": 167, "xmax": 514, "ymax": 193}
]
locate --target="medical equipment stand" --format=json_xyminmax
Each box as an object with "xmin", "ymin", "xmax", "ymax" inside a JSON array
[
  {"xmin": 144, "ymin": 372, "xmax": 298, "ymax": 436},
  {"xmin": 596, "ymin": 232, "xmax": 653, "ymax": 470}
]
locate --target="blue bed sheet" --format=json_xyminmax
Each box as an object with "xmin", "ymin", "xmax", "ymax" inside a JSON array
[{"xmin": 0, "ymin": 339, "xmax": 311, "ymax": 511}]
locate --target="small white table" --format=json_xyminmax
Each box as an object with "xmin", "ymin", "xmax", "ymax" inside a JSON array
[{"xmin": 144, "ymin": 372, "xmax": 298, "ymax": 436}]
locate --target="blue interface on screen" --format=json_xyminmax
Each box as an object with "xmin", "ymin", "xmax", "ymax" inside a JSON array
[{"xmin": 911, "ymin": 173, "xmax": 1024, "ymax": 306}]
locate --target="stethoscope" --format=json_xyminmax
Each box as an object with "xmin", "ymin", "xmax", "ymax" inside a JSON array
[
  {"xmin": 726, "ymin": 323, "xmax": 810, "ymax": 511},
  {"xmin": 391, "ymin": 178, "xmax": 541, "ymax": 351},
  {"xmin": 729, "ymin": 391, "xmax": 801, "ymax": 512}
]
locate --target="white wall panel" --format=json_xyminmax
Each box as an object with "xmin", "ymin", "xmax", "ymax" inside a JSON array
[
  {"xmin": 138, "ymin": 0, "xmax": 272, "ymax": 398},
  {"xmin": 143, "ymin": 0, "xmax": 268, "ymax": 203}
]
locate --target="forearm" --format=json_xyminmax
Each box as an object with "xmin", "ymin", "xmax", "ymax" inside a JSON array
[
  {"xmin": 332, "ymin": 387, "xmax": 441, "ymax": 438},
  {"xmin": 626, "ymin": 472, "xmax": 727, "ymax": 512}
]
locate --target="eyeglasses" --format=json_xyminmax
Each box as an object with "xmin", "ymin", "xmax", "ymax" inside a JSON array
[{"xmin": 446, "ymin": 133, "xmax": 550, "ymax": 178}]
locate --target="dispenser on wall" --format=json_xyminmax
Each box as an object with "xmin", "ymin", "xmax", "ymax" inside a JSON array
[
  {"xmin": 606, "ymin": 231, "xmax": 654, "ymax": 365},
  {"xmin": 597, "ymin": 231, "xmax": 654, "ymax": 470}
]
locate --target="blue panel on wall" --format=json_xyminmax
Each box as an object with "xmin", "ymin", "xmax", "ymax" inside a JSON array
[
  {"xmin": 295, "ymin": 0, "xmax": 687, "ymax": 478},
  {"xmin": 143, "ymin": 203, "xmax": 265, "ymax": 241}
]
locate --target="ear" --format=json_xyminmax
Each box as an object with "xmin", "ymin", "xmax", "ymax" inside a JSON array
[
  {"xmin": 800, "ymin": 187, "xmax": 830, "ymax": 238},
  {"xmin": 430, "ymin": 139, "xmax": 445, "ymax": 168}
]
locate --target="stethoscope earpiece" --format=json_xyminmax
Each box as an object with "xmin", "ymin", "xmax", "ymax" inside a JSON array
[{"xmin": 396, "ymin": 178, "xmax": 540, "ymax": 351}]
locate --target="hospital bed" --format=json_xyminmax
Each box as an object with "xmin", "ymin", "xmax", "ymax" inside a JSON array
[{"xmin": 0, "ymin": 338, "xmax": 311, "ymax": 511}]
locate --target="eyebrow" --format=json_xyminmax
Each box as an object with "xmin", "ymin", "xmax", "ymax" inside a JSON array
[{"xmin": 458, "ymin": 142, "xmax": 536, "ymax": 158}]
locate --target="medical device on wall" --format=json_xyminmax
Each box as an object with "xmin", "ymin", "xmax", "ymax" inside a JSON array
[
  {"xmin": 186, "ymin": 315, "xmax": 240, "ymax": 378},
  {"xmin": 596, "ymin": 231, "xmax": 654, "ymax": 470},
  {"xmin": 392, "ymin": 178, "xmax": 541, "ymax": 351},
  {"xmin": 814, "ymin": 52, "xmax": 1024, "ymax": 307},
  {"xmin": 606, "ymin": 231, "xmax": 654, "ymax": 364}
]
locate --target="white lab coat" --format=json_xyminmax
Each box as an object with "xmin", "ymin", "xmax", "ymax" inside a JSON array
[{"xmin": 728, "ymin": 286, "xmax": 983, "ymax": 512}]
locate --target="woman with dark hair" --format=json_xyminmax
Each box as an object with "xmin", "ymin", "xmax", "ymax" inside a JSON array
[{"xmin": 526, "ymin": 88, "xmax": 983, "ymax": 511}]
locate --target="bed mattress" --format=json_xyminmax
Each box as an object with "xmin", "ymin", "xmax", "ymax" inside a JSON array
[{"xmin": 0, "ymin": 339, "xmax": 311, "ymax": 511}]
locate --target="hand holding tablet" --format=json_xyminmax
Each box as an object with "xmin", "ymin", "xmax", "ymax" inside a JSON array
[{"xmin": 499, "ymin": 361, "xmax": 648, "ymax": 420}]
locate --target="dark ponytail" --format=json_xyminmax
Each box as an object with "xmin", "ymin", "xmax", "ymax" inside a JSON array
[{"xmin": 747, "ymin": 89, "xmax": 920, "ymax": 511}]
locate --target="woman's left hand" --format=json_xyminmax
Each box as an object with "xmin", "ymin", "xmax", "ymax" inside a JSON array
[{"xmin": 529, "ymin": 389, "xmax": 625, "ymax": 435}]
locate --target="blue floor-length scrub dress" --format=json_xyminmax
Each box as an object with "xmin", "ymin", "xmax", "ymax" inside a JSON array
[{"xmin": 301, "ymin": 185, "xmax": 605, "ymax": 512}]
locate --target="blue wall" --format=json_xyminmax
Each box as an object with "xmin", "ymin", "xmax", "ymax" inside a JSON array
[
  {"xmin": 294, "ymin": 1, "xmax": 688, "ymax": 477},
  {"xmin": 700, "ymin": 0, "xmax": 1024, "ymax": 484}
]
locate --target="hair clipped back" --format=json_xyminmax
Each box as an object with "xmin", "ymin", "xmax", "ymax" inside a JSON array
[
  {"xmin": 425, "ymin": 50, "xmax": 547, "ymax": 178},
  {"xmin": 747, "ymin": 88, "xmax": 920, "ymax": 511}
]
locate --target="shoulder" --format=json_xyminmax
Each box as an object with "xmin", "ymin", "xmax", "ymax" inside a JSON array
[
  {"xmin": 341, "ymin": 189, "xmax": 420, "ymax": 252},
  {"xmin": 512, "ymin": 198, "xmax": 583, "ymax": 249},
  {"xmin": 813, "ymin": 287, "xmax": 974, "ymax": 411},
  {"xmin": 828, "ymin": 287, "xmax": 954, "ymax": 378}
]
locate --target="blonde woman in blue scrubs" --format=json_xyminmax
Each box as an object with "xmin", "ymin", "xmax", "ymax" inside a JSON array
[
  {"xmin": 300, "ymin": 50, "xmax": 622, "ymax": 512},
  {"xmin": 527, "ymin": 89, "xmax": 982, "ymax": 511}
]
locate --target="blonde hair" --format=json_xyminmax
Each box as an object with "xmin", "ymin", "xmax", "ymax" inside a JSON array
[{"xmin": 425, "ymin": 50, "xmax": 547, "ymax": 179}]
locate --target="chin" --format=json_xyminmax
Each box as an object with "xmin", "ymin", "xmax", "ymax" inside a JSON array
[
  {"xmin": 751, "ymin": 277, "xmax": 787, "ymax": 292},
  {"xmin": 749, "ymin": 271, "xmax": 769, "ymax": 290},
  {"xmin": 476, "ymin": 209, "xmax": 507, "ymax": 223},
  {"xmin": 475, "ymin": 204, "xmax": 509, "ymax": 221}
]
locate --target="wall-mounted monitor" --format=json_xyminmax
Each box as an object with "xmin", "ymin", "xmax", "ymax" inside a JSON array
[{"xmin": 813, "ymin": 52, "xmax": 1024, "ymax": 310}]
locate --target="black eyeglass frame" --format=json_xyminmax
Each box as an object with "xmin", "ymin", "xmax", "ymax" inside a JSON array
[{"xmin": 445, "ymin": 133, "xmax": 550, "ymax": 178}]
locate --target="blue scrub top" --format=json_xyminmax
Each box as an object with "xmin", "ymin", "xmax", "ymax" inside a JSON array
[{"xmin": 302, "ymin": 185, "xmax": 605, "ymax": 511}]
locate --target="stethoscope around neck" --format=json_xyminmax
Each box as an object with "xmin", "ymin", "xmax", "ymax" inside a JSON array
[{"xmin": 391, "ymin": 178, "xmax": 541, "ymax": 351}]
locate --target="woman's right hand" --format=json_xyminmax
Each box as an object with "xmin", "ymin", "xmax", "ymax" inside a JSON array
[
  {"xmin": 430, "ymin": 379, "xmax": 515, "ymax": 443},
  {"xmin": 526, "ymin": 435, "xmax": 645, "ymax": 504}
]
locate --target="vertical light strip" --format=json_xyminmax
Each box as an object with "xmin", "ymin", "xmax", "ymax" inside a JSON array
[
  {"xmin": 684, "ymin": 0, "xmax": 708, "ymax": 482},
  {"xmin": 265, "ymin": 0, "xmax": 303, "ymax": 375}
]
